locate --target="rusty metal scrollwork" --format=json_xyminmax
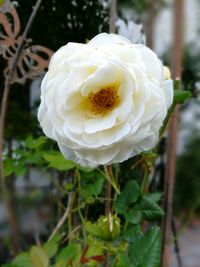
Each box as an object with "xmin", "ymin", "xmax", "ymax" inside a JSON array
[{"xmin": 0, "ymin": 0, "xmax": 53, "ymax": 84}]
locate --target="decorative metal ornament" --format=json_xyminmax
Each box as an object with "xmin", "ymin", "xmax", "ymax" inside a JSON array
[{"xmin": 0, "ymin": 0, "xmax": 53, "ymax": 84}]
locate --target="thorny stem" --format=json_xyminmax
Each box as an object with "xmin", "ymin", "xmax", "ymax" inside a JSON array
[
  {"xmin": 61, "ymin": 225, "xmax": 82, "ymax": 245},
  {"xmin": 140, "ymin": 168, "xmax": 149, "ymax": 195},
  {"xmin": 104, "ymin": 165, "xmax": 112, "ymax": 216},
  {"xmin": 98, "ymin": 167, "xmax": 120, "ymax": 194}
]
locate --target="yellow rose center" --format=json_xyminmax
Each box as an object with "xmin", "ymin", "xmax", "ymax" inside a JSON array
[{"xmin": 88, "ymin": 85, "xmax": 120, "ymax": 116}]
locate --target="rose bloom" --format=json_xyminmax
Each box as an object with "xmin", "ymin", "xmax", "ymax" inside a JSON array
[{"xmin": 38, "ymin": 33, "xmax": 173, "ymax": 168}]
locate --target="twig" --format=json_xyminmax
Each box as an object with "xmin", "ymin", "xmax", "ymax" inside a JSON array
[
  {"xmin": 48, "ymin": 193, "xmax": 74, "ymax": 241},
  {"xmin": 61, "ymin": 225, "xmax": 82, "ymax": 244},
  {"xmin": 98, "ymin": 167, "xmax": 120, "ymax": 194},
  {"xmin": 140, "ymin": 168, "xmax": 149, "ymax": 195}
]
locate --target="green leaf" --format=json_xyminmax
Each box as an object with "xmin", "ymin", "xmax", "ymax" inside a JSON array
[
  {"xmin": 42, "ymin": 151, "xmax": 76, "ymax": 171},
  {"xmin": 85, "ymin": 239, "xmax": 104, "ymax": 266},
  {"xmin": 76, "ymin": 164, "xmax": 93, "ymax": 172},
  {"xmin": 3, "ymin": 158, "xmax": 15, "ymax": 176},
  {"xmin": 13, "ymin": 252, "xmax": 33, "ymax": 267},
  {"xmin": 56, "ymin": 243, "xmax": 81, "ymax": 264},
  {"xmin": 115, "ymin": 180, "xmax": 140, "ymax": 214},
  {"xmin": 125, "ymin": 196, "xmax": 164, "ymax": 224},
  {"xmin": 128, "ymin": 227, "xmax": 161, "ymax": 267},
  {"xmin": 85, "ymin": 221, "xmax": 101, "ymax": 237},
  {"xmin": 55, "ymin": 259, "xmax": 66, "ymax": 267},
  {"xmin": 25, "ymin": 136, "xmax": 47, "ymax": 150},
  {"xmin": 116, "ymin": 253, "xmax": 132, "ymax": 267},
  {"xmin": 173, "ymin": 90, "xmax": 191, "ymax": 104},
  {"xmin": 125, "ymin": 209, "xmax": 144, "ymax": 224},
  {"xmin": 30, "ymin": 246, "xmax": 49, "ymax": 267},
  {"xmin": 145, "ymin": 192, "xmax": 163, "ymax": 202},
  {"xmin": 122, "ymin": 225, "xmax": 143, "ymax": 243},
  {"xmin": 2, "ymin": 264, "xmax": 17, "ymax": 267},
  {"xmin": 14, "ymin": 164, "xmax": 26, "ymax": 176},
  {"xmin": 0, "ymin": 0, "xmax": 5, "ymax": 5},
  {"xmin": 26, "ymin": 154, "xmax": 43, "ymax": 164},
  {"xmin": 139, "ymin": 197, "xmax": 164, "ymax": 220},
  {"xmin": 43, "ymin": 240, "xmax": 58, "ymax": 258},
  {"xmin": 81, "ymin": 173, "xmax": 104, "ymax": 200},
  {"xmin": 3, "ymin": 158, "xmax": 26, "ymax": 177}
]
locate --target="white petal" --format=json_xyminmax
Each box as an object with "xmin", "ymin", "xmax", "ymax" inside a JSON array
[
  {"xmin": 141, "ymin": 82, "xmax": 166, "ymax": 125},
  {"xmin": 162, "ymin": 79, "xmax": 174, "ymax": 108},
  {"xmin": 49, "ymin": 43, "xmax": 85, "ymax": 73},
  {"xmin": 38, "ymin": 102, "xmax": 54, "ymax": 139},
  {"xmin": 100, "ymin": 44, "xmax": 141, "ymax": 64},
  {"xmin": 84, "ymin": 110, "xmax": 117, "ymax": 134},
  {"xmin": 98, "ymin": 122, "xmax": 131, "ymax": 146},
  {"xmin": 80, "ymin": 62, "xmax": 125, "ymax": 96},
  {"xmin": 58, "ymin": 143, "xmax": 77, "ymax": 162},
  {"xmin": 109, "ymin": 142, "xmax": 136, "ymax": 164},
  {"xmin": 47, "ymin": 104, "xmax": 65, "ymax": 137},
  {"xmin": 74, "ymin": 145, "xmax": 120, "ymax": 165},
  {"xmin": 82, "ymin": 132, "xmax": 101, "ymax": 146},
  {"xmin": 63, "ymin": 108, "xmax": 86, "ymax": 134},
  {"xmin": 135, "ymin": 44, "xmax": 163, "ymax": 83},
  {"xmin": 127, "ymin": 124, "xmax": 151, "ymax": 143},
  {"xmin": 89, "ymin": 33, "xmax": 131, "ymax": 46},
  {"xmin": 116, "ymin": 80, "xmax": 135, "ymax": 121},
  {"xmin": 137, "ymin": 133, "xmax": 159, "ymax": 151},
  {"xmin": 40, "ymin": 72, "xmax": 49, "ymax": 95}
]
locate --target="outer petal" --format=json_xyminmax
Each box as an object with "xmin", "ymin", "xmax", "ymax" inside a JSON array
[
  {"xmin": 162, "ymin": 79, "xmax": 174, "ymax": 108},
  {"xmin": 89, "ymin": 33, "xmax": 131, "ymax": 46},
  {"xmin": 74, "ymin": 145, "xmax": 120, "ymax": 166},
  {"xmin": 37, "ymin": 102, "xmax": 53, "ymax": 139},
  {"xmin": 135, "ymin": 44, "xmax": 163, "ymax": 83}
]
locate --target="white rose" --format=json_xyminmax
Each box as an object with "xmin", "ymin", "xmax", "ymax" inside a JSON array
[{"xmin": 38, "ymin": 33, "xmax": 173, "ymax": 168}]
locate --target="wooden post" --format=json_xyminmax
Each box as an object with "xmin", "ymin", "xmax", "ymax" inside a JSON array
[
  {"xmin": 146, "ymin": 0, "xmax": 156, "ymax": 49},
  {"xmin": 161, "ymin": 0, "xmax": 184, "ymax": 266},
  {"xmin": 109, "ymin": 0, "xmax": 116, "ymax": 33}
]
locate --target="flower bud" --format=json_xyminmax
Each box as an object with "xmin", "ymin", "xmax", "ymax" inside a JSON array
[{"xmin": 163, "ymin": 66, "xmax": 171, "ymax": 80}]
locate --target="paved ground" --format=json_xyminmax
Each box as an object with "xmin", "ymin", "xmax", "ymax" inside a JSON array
[{"xmin": 170, "ymin": 227, "xmax": 200, "ymax": 267}]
